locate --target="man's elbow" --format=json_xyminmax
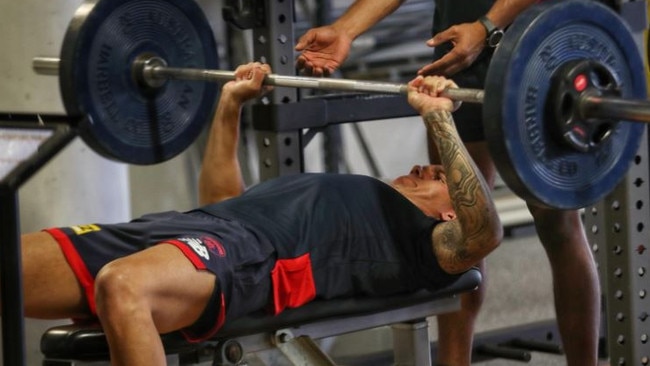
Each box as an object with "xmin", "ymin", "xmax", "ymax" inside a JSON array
[
  {"xmin": 489, "ymin": 216, "xmax": 504, "ymax": 250},
  {"xmin": 448, "ymin": 237, "xmax": 502, "ymax": 275},
  {"xmin": 444, "ymin": 222, "xmax": 503, "ymax": 275},
  {"xmin": 479, "ymin": 208, "xmax": 504, "ymax": 255},
  {"xmin": 479, "ymin": 215, "xmax": 504, "ymax": 262},
  {"xmin": 198, "ymin": 183, "xmax": 238, "ymax": 206},
  {"xmin": 483, "ymin": 231, "xmax": 503, "ymax": 262},
  {"xmin": 198, "ymin": 187, "xmax": 243, "ymax": 207}
]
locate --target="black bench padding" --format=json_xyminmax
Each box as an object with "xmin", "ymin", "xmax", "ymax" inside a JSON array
[{"xmin": 41, "ymin": 268, "xmax": 481, "ymax": 361}]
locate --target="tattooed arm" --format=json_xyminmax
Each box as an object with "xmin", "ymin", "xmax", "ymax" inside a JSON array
[{"xmin": 407, "ymin": 76, "xmax": 502, "ymax": 274}]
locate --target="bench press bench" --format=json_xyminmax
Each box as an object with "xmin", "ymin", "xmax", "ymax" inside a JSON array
[{"xmin": 41, "ymin": 268, "xmax": 481, "ymax": 366}]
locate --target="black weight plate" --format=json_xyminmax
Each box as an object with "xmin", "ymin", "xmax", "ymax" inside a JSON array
[
  {"xmin": 484, "ymin": 0, "xmax": 647, "ymax": 209},
  {"xmin": 60, "ymin": 0, "xmax": 219, "ymax": 164}
]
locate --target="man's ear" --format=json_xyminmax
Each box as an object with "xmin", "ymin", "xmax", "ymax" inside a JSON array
[{"xmin": 441, "ymin": 210, "xmax": 456, "ymax": 221}]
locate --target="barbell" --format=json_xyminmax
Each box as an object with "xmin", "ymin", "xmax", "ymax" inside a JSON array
[
  {"xmin": 32, "ymin": 0, "xmax": 648, "ymax": 209},
  {"xmin": 33, "ymin": 55, "xmax": 487, "ymax": 101}
]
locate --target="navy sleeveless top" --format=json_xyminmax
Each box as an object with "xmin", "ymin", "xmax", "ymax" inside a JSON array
[{"xmin": 198, "ymin": 174, "xmax": 461, "ymax": 298}]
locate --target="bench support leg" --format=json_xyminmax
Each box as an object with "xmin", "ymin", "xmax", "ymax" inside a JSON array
[
  {"xmin": 392, "ymin": 320, "xmax": 432, "ymax": 366},
  {"xmin": 274, "ymin": 330, "xmax": 337, "ymax": 366}
]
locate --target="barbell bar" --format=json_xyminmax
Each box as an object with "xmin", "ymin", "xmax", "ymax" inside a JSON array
[
  {"xmin": 31, "ymin": 0, "xmax": 649, "ymax": 209},
  {"xmin": 33, "ymin": 56, "xmax": 487, "ymax": 103}
]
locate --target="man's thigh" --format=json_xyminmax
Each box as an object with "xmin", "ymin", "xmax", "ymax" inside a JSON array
[
  {"xmin": 22, "ymin": 231, "xmax": 89, "ymax": 319},
  {"xmin": 98, "ymin": 243, "xmax": 217, "ymax": 335}
]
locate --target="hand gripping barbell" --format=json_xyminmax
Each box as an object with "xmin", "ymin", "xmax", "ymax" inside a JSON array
[{"xmin": 33, "ymin": 0, "xmax": 648, "ymax": 209}]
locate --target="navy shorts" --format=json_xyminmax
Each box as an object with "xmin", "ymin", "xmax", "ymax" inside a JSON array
[{"xmin": 44, "ymin": 210, "xmax": 276, "ymax": 342}]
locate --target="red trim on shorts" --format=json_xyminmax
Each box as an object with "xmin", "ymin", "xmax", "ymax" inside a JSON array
[
  {"xmin": 43, "ymin": 228, "xmax": 98, "ymax": 314},
  {"xmin": 161, "ymin": 240, "xmax": 225, "ymax": 342},
  {"xmin": 271, "ymin": 253, "xmax": 316, "ymax": 315},
  {"xmin": 181, "ymin": 292, "xmax": 227, "ymax": 343},
  {"xmin": 164, "ymin": 240, "xmax": 207, "ymax": 270}
]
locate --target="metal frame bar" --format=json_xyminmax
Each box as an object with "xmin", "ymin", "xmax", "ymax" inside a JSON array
[
  {"xmin": 584, "ymin": 2, "xmax": 650, "ymax": 364},
  {"xmin": 251, "ymin": 0, "xmax": 303, "ymax": 181},
  {"xmin": 586, "ymin": 127, "xmax": 650, "ymax": 364},
  {"xmin": 0, "ymin": 121, "xmax": 76, "ymax": 366},
  {"xmin": 0, "ymin": 190, "xmax": 26, "ymax": 366}
]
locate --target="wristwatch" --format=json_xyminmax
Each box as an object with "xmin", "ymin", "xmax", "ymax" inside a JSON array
[{"xmin": 478, "ymin": 15, "xmax": 504, "ymax": 48}]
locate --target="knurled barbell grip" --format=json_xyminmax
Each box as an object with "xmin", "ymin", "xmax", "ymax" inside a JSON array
[{"xmin": 151, "ymin": 65, "xmax": 485, "ymax": 103}]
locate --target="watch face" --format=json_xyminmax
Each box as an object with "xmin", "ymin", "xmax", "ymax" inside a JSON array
[{"xmin": 488, "ymin": 30, "xmax": 504, "ymax": 47}]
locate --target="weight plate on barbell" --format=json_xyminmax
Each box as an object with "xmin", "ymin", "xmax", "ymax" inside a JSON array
[
  {"xmin": 60, "ymin": 0, "xmax": 219, "ymax": 164},
  {"xmin": 484, "ymin": 0, "xmax": 647, "ymax": 209}
]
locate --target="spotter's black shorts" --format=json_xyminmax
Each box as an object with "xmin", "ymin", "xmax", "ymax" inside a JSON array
[{"xmin": 450, "ymin": 54, "xmax": 491, "ymax": 142}]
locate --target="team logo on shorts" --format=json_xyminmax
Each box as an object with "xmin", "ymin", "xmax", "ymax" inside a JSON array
[
  {"xmin": 177, "ymin": 236, "xmax": 226, "ymax": 260},
  {"xmin": 202, "ymin": 236, "xmax": 226, "ymax": 258},
  {"xmin": 70, "ymin": 224, "xmax": 101, "ymax": 235}
]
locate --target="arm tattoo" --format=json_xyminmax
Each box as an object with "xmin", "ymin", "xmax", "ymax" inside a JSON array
[{"xmin": 423, "ymin": 110, "xmax": 499, "ymax": 273}]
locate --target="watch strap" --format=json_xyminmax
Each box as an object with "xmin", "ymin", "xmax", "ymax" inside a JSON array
[
  {"xmin": 478, "ymin": 15, "xmax": 503, "ymax": 47},
  {"xmin": 479, "ymin": 15, "xmax": 498, "ymax": 35}
]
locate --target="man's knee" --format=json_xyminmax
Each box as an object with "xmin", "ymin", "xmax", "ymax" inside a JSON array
[{"xmin": 94, "ymin": 261, "xmax": 150, "ymax": 320}]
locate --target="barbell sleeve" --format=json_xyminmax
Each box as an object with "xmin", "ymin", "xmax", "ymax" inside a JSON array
[
  {"xmin": 32, "ymin": 57, "xmax": 60, "ymax": 76},
  {"xmin": 33, "ymin": 56, "xmax": 485, "ymax": 103},
  {"xmin": 580, "ymin": 95, "xmax": 650, "ymax": 124}
]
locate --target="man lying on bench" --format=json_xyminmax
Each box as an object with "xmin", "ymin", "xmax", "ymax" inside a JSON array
[{"xmin": 21, "ymin": 62, "xmax": 502, "ymax": 366}]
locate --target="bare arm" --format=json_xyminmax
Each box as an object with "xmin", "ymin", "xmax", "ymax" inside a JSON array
[
  {"xmin": 484, "ymin": 0, "xmax": 539, "ymax": 29},
  {"xmin": 419, "ymin": 0, "xmax": 538, "ymax": 76},
  {"xmin": 295, "ymin": 0, "xmax": 405, "ymax": 76},
  {"xmin": 407, "ymin": 76, "xmax": 502, "ymax": 274},
  {"xmin": 198, "ymin": 63, "xmax": 272, "ymax": 206},
  {"xmin": 326, "ymin": 0, "xmax": 406, "ymax": 40}
]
